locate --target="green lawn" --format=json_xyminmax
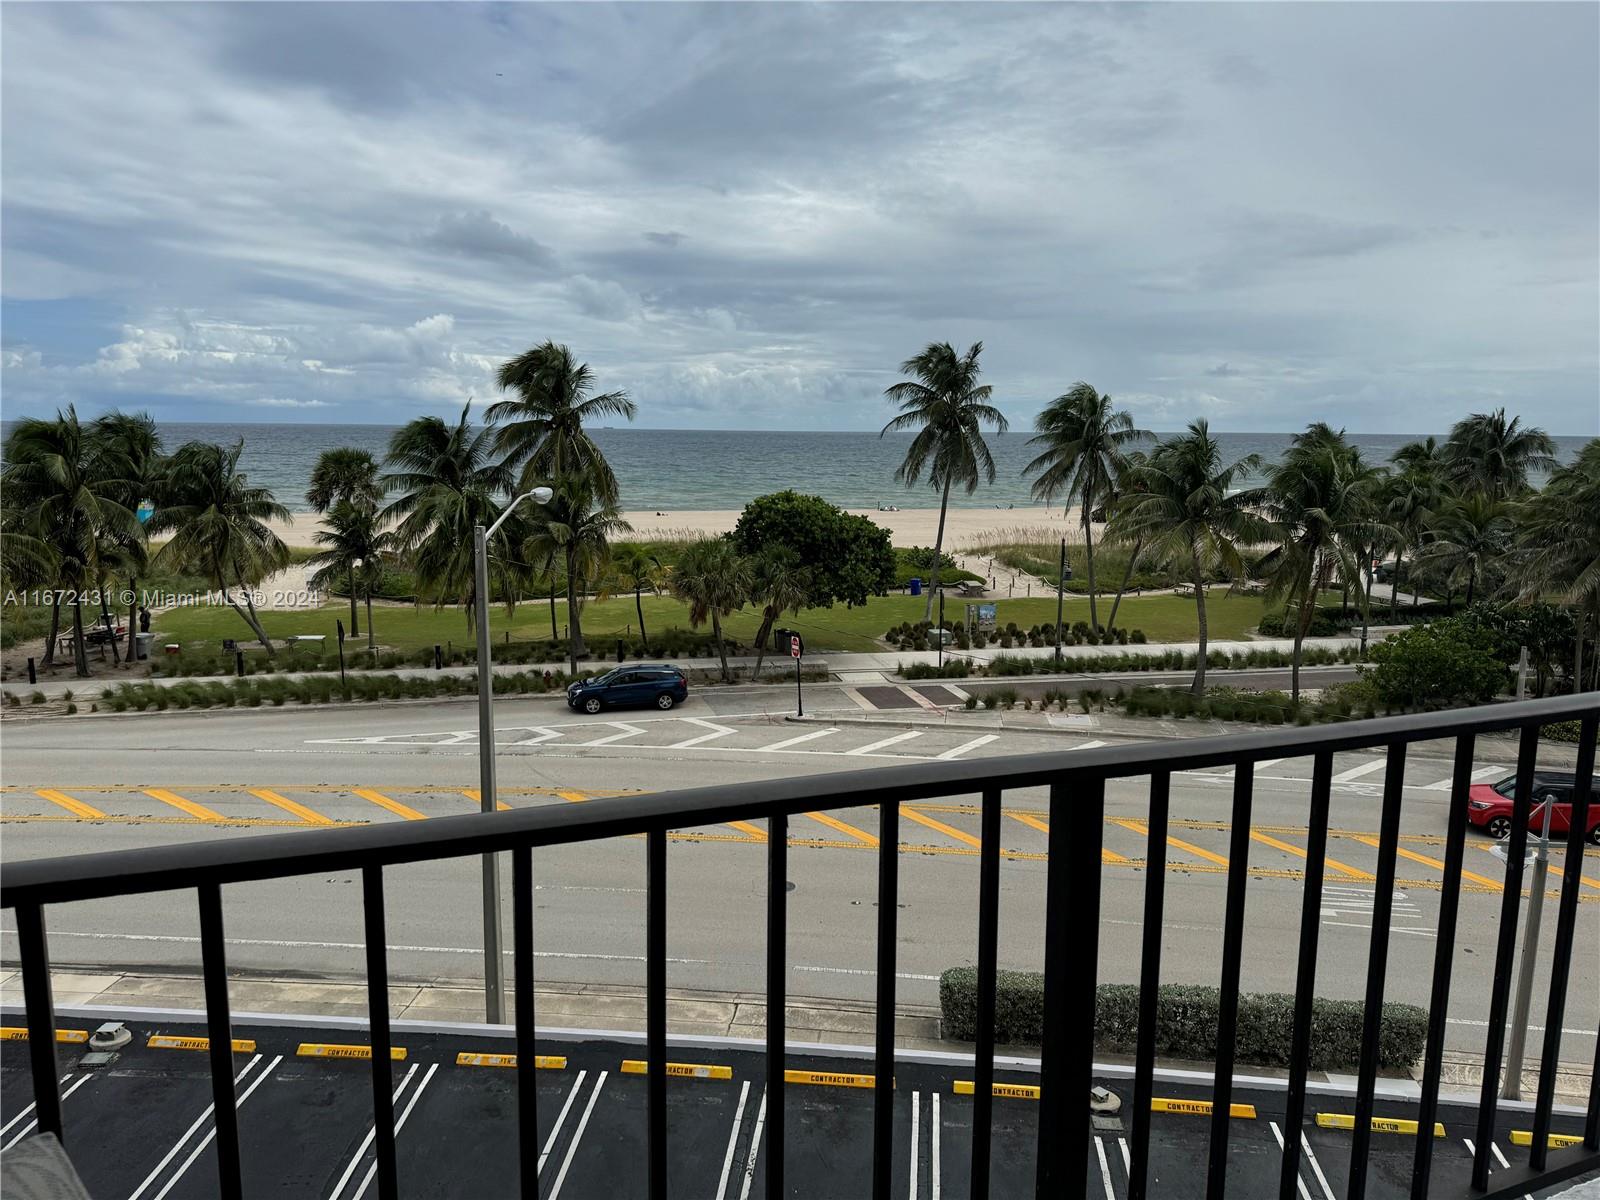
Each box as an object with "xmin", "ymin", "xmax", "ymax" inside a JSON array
[{"xmin": 151, "ymin": 587, "xmax": 1269, "ymax": 656}]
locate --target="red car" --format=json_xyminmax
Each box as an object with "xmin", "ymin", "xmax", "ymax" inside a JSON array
[{"xmin": 1466, "ymin": 772, "xmax": 1600, "ymax": 845}]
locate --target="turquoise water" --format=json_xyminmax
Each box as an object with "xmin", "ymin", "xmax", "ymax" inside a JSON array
[{"xmin": 4, "ymin": 422, "xmax": 1591, "ymax": 513}]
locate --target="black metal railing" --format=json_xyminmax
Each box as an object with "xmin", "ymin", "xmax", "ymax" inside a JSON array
[{"xmin": 3, "ymin": 694, "xmax": 1597, "ymax": 1200}]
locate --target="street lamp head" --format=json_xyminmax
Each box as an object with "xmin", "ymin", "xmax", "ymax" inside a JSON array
[
  {"xmin": 528, "ymin": 486, "xmax": 553, "ymax": 505},
  {"xmin": 352, "ymin": 557, "xmax": 364, "ymax": 568}
]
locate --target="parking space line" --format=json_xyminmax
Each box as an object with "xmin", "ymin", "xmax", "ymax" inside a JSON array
[
  {"xmin": 0, "ymin": 1074, "xmax": 92, "ymax": 1152},
  {"xmin": 1331, "ymin": 758, "xmax": 1388, "ymax": 784},
  {"xmin": 1354, "ymin": 836, "xmax": 1503, "ymax": 891},
  {"xmin": 716, "ymin": 1080, "xmax": 753, "ymax": 1200},
  {"xmin": 1299, "ymin": 1132, "xmax": 1337, "ymax": 1200},
  {"xmin": 35, "ymin": 789, "xmax": 106, "ymax": 819},
  {"xmin": 1268, "ymin": 1121, "xmax": 1312, "ymax": 1200},
  {"xmin": 1118, "ymin": 1136, "xmax": 1130, "ymax": 1175},
  {"xmin": 548, "ymin": 1070, "xmax": 608, "ymax": 1200},
  {"xmin": 1250, "ymin": 829, "xmax": 1374, "ymax": 881},
  {"xmin": 804, "ymin": 811, "xmax": 879, "ymax": 846},
  {"xmin": 848, "ymin": 731, "xmax": 924, "ymax": 756},
  {"xmin": 762, "ymin": 727, "xmax": 840, "ymax": 751},
  {"xmin": 351, "ymin": 1062, "xmax": 438, "ymax": 1200},
  {"xmin": 152, "ymin": 1054, "xmax": 282, "ymax": 1200},
  {"xmin": 538, "ymin": 1069, "xmax": 588, "ymax": 1174},
  {"xmin": 128, "ymin": 1055, "xmax": 264, "ymax": 1200},
  {"xmin": 351, "ymin": 787, "xmax": 427, "ymax": 821},
  {"xmin": 737, "ymin": 1086, "xmax": 768, "ymax": 1200},
  {"xmin": 902, "ymin": 808, "xmax": 981, "ymax": 849},
  {"xmin": 328, "ymin": 1062, "xmax": 419, "ymax": 1200},
  {"xmin": 931, "ymin": 1091, "xmax": 941, "ymax": 1200},
  {"xmin": 0, "ymin": 1072, "xmax": 71, "ymax": 1140},
  {"xmin": 936, "ymin": 735, "xmax": 999, "ymax": 760},
  {"xmin": 143, "ymin": 788, "xmax": 224, "ymax": 822},
  {"xmin": 249, "ymin": 788, "xmax": 335, "ymax": 825},
  {"xmin": 1094, "ymin": 1135, "xmax": 1116, "ymax": 1200},
  {"xmin": 910, "ymin": 1091, "xmax": 921, "ymax": 1200}
]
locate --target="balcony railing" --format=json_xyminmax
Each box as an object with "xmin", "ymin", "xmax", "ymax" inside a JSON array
[{"xmin": 2, "ymin": 693, "xmax": 1596, "ymax": 1200}]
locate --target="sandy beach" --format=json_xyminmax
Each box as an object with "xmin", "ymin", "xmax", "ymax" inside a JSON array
[{"xmin": 264, "ymin": 505, "xmax": 1087, "ymax": 551}]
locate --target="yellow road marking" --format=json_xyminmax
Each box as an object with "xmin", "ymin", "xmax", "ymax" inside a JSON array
[
  {"xmin": 456, "ymin": 1052, "xmax": 566, "ymax": 1069},
  {"xmin": 784, "ymin": 1069, "xmax": 880, "ymax": 1089},
  {"xmin": 1249, "ymin": 829, "xmax": 1375, "ymax": 881},
  {"xmin": 1354, "ymin": 836, "xmax": 1503, "ymax": 891},
  {"xmin": 620, "ymin": 1059, "xmax": 733, "ymax": 1080},
  {"xmin": 1510, "ymin": 853, "xmax": 1600, "ymax": 892},
  {"xmin": 902, "ymin": 807, "xmax": 980, "ymax": 848},
  {"xmin": 1509, "ymin": 1130, "xmax": 1583, "ymax": 1148},
  {"xmin": 144, "ymin": 789, "xmax": 224, "ymax": 822},
  {"xmin": 727, "ymin": 820, "xmax": 768, "ymax": 840},
  {"xmin": 460, "ymin": 788, "xmax": 513, "ymax": 813},
  {"xmin": 804, "ymin": 811, "xmax": 879, "ymax": 847},
  {"xmin": 351, "ymin": 787, "xmax": 426, "ymax": 821},
  {"xmin": 1316, "ymin": 1113, "xmax": 1444, "ymax": 1137},
  {"xmin": 1118, "ymin": 818, "xmax": 1230, "ymax": 867},
  {"xmin": 557, "ymin": 790, "xmax": 591, "ymax": 804},
  {"xmin": 35, "ymin": 789, "xmax": 106, "ymax": 819},
  {"xmin": 148, "ymin": 1034, "xmax": 256, "ymax": 1052},
  {"xmin": 953, "ymin": 1080, "xmax": 1040, "ymax": 1099},
  {"xmin": 1007, "ymin": 811, "xmax": 1130, "ymax": 862},
  {"xmin": 298, "ymin": 1042, "xmax": 407, "ymax": 1060},
  {"xmin": 1, "ymin": 814, "xmax": 353, "ymax": 828},
  {"xmin": 249, "ymin": 789, "xmax": 334, "ymax": 825},
  {"xmin": 0, "ymin": 1027, "xmax": 89, "ymax": 1043},
  {"xmin": 1152, "ymin": 1098, "xmax": 1256, "ymax": 1118}
]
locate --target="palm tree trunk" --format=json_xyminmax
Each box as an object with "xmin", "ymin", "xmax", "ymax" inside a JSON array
[
  {"xmin": 349, "ymin": 567, "xmax": 360, "ymax": 638},
  {"xmin": 549, "ymin": 579, "xmax": 559, "ymax": 640},
  {"xmin": 711, "ymin": 609, "xmax": 729, "ymax": 682},
  {"xmin": 924, "ymin": 475, "xmax": 953, "ymax": 622},
  {"xmin": 1360, "ymin": 549, "xmax": 1375, "ymax": 655},
  {"xmin": 1291, "ymin": 581, "xmax": 1319, "ymax": 706},
  {"xmin": 1575, "ymin": 609, "xmax": 1586, "ymax": 694},
  {"xmin": 71, "ymin": 597, "xmax": 89, "ymax": 678},
  {"xmin": 1465, "ymin": 565, "xmax": 1476, "ymax": 607},
  {"xmin": 565, "ymin": 547, "xmax": 584, "ymax": 674},
  {"xmin": 127, "ymin": 578, "xmax": 139, "ymax": 663},
  {"xmin": 1389, "ymin": 552, "xmax": 1402, "ymax": 620},
  {"xmin": 1191, "ymin": 563, "xmax": 1209, "ymax": 696},
  {"xmin": 98, "ymin": 588, "xmax": 120, "ymax": 665},
  {"xmin": 365, "ymin": 590, "xmax": 375, "ymax": 653},
  {"xmin": 1083, "ymin": 504, "xmax": 1100, "ymax": 632},
  {"xmin": 635, "ymin": 586, "xmax": 648, "ymax": 653},
  {"xmin": 754, "ymin": 609, "xmax": 776, "ymax": 679},
  {"xmin": 42, "ymin": 594, "xmax": 61, "ymax": 667},
  {"xmin": 1104, "ymin": 538, "xmax": 1141, "ymax": 638},
  {"xmin": 226, "ymin": 581, "xmax": 275, "ymax": 656}
]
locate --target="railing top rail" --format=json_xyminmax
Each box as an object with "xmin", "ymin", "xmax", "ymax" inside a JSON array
[{"xmin": 3, "ymin": 694, "xmax": 1595, "ymax": 909}]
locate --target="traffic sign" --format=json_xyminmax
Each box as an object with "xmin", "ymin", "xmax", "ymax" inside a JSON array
[{"xmin": 790, "ymin": 635, "xmax": 803, "ymax": 658}]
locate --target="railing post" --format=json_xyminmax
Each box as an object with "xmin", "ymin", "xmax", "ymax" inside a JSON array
[
  {"xmin": 15, "ymin": 903, "xmax": 62, "ymax": 1143},
  {"xmin": 513, "ymin": 846, "xmax": 540, "ymax": 1199},
  {"xmin": 970, "ymin": 787, "xmax": 1002, "ymax": 1200},
  {"xmin": 766, "ymin": 814, "xmax": 787, "ymax": 1200},
  {"xmin": 871, "ymin": 799, "xmax": 900, "ymax": 1200},
  {"xmin": 1128, "ymin": 771, "xmax": 1170, "ymax": 1200},
  {"xmin": 363, "ymin": 866, "xmax": 398, "ymax": 1200},
  {"xmin": 1206, "ymin": 764, "xmax": 1254, "ymax": 1199},
  {"xmin": 647, "ymin": 828, "xmax": 667, "ymax": 1200},
  {"xmin": 198, "ymin": 883, "xmax": 244, "ymax": 1200}
]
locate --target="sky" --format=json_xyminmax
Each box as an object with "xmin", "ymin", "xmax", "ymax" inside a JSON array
[{"xmin": 2, "ymin": 2, "xmax": 1597, "ymax": 434}]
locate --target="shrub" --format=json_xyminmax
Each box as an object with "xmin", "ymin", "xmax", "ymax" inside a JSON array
[
  {"xmin": 1543, "ymin": 720, "xmax": 1584, "ymax": 744},
  {"xmin": 900, "ymin": 661, "xmax": 971, "ymax": 680},
  {"xmin": 1364, "ymin": 618, "xmax": 1508, "ymax": 711},
  {"xmin": 964, "ymin": 695, "xmax": 978, "ymax": 710},
  {"xmin": 65, "ymin": 702, "xmax": 77, "ymax": 715},
  {"xmin": 939, "ymin": 970, "xmax": 1427, "ymax": 1069},
  {"xmin": 29, "ymin": 691, "xmax": 45, "ymax": 705}
]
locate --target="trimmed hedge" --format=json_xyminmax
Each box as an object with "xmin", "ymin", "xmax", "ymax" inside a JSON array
[{"xmin": 940, "ymin": 969, "xmax": 1427, "ymax": 1071}]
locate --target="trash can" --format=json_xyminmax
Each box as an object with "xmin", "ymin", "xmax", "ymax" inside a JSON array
[
  {"xmin": 135, "ymin": 632, "xmax": 153, "ymax": 661},
  {"xmin": 909, "ymin": 577, "xmax": 922, "ymax": 596}
]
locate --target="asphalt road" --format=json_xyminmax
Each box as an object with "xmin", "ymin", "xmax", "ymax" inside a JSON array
[{"xmin": 2, "ymin": 683, "xmax": 1596, "ymax": 1065}]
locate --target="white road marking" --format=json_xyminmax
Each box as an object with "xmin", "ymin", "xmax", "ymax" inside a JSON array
[
  {"xmin": 936, "ymin": 735, "xmax": 999, "ymax": 760},
  {"xmin": 1094, "ymin": 1135, "xmax": 1116, "ymax": 1199},
  {"xmin": 717, "ymin": 1080, "xmax": 753, "ymax": 1200},
  {"xmin": 326, "ymin": 1062, "xmax": 419, "ymax": 1200},
  {"xmin": 930, "ymin": 1091, "xmax": 941, "ymax": 1200},
  {"xmin": 909, "ymin": 1090, "xmax": 921, "ymax": 1200},
  {"xmin": 1420, "ymin": 765, "xmax": 1506, "ymax": 792},
  {"xmin": 737, "ymin": 1086, "xmax": 769, "ymax": 1200},
  {"xmin": 1485, "ymin": 1141, "xmax": 1533, "ymax": 1200},
  {"xmin": 761, "ymin": 727, "xmax": 841, "ymax": 751},
  {"xmin": 847, "ymin": 731, "xmax": 924, "ymax": 756},
  {"xmin": 1070, "ymin": 739, "xmax": 1108, "ymax": 752},
  {"xmin": 576, "ymin": 723, "xmax": 646, "ymax": 747},
  {"xmin": 902, "ymin": 686, "xmax": 941, "ymax": 711},
  {"xmin": 668, "ymin": 718, "xmax": 738, "ymax": 749},
  {"xmin": 1269, "ymin": 1120, "xmax": 1312, "ymax": 1200},
  {"xmin": 127, "ymin": 1055, "xmax": 264, "ymax": 1200},
  {"xmin": 1300, "ymin": 1132, "xmax": 1337, "ymax": 1200},
  {"xmin": 512, "ymin": 727, "xmax": 563, "ymax": 747},
  {"xmin": 351, "ymin": 1062, "xmax": 438, "ymax": 1200},
  {"xmin": 1332, "ymin": 758, "xmax": 1388, "ymax": 784},
  {"xmin": 549, "ymin": 1070, "xmax": 608, "ymax": 1200},
  {"xmin": 538, "ymin": 1070, "xmax": 588, "ymax": 1175},
  {"xmin": 0, "ymin": 1074, "xmax": 92, "ymax": 1153},
  {"xmin": 0, "ymin": 1072, "xmax": 73, "ymax": 1140},
  {"xmin": 1118, "ymin": 1136, "xmax": 1130, "ymax": 1176},
  {"xmin": 154, "ymin": 1055, "xmax": 282, "ymax": 1200},
  {"xmin": 844, "ymin": 687, "xmax": 877, "ymax": 712}
]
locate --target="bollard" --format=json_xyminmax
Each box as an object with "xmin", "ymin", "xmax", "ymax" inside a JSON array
[
  {"xmin": 434, "ymin": 644, "xmax": 443, "ymax": 670},
  {"xmin": 617, "ymin": 639, "xmax": 625, "ymax": 663},
  {"xmin": 235, "ymin": 650, "xmax": 245, "ymax": 677},
  {"xmin": 27, "ymin": 657, "xmax": 36, "ymax": 685}
]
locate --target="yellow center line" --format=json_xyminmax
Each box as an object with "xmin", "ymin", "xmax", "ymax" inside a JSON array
[
  {"xmin": 1354, "ymin": 836, "xmax": 1503, "ymax": 891},
  {"xmin": 1249, "ymin": 829, "xmax": 1375, "ymax": 881},
  {"xmin": 1116, "ymin": 818, "xmax": 1229, "ymax": 867},
  {"xmin": 804, "ymin": 811, "xmax": 879, "ymax": 847},
  {"xmin": 727, "ymin": 819, "xmax": 768, "ymax": 841},
  {"xmin": 1545, "ymin": 863, "xmax": 1600, "ymax": 892},
  {"xmin": 249, "ymin": 789, "xmax": 335, "ymax": 826},
  {"xmin": 351, "ymin": 787, "xmax": 427, "ymax": 821},
  {"xmin": 460, "ymin": 788, "xmax": 513, "ymax": 813},
  {"xmin": 556, "ymin": 790, "xmax": 591, "ymax": 804},
  {"xmin": 902, "ymin": 807, "xmax": 980, "ymax": 848},
  {"xmin": 36, "ymin": 789, "xmax": 106, "ymax": 820},
  {"xmin": 144, "ymin": 789, "xmax": 224, "ymax": 822}
]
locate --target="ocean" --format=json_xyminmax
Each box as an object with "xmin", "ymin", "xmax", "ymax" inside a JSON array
[{"xmin": 3, "ymin": 422, "xmax": 1592, "ymax": 513}]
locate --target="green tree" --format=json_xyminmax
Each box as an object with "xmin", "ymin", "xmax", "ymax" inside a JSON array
[
  {"xmin": 381, "ymin": 404, "xmax": 514, "ymax": 631},
  {"xmin": 730, "ymin": 491, "xmax": 894, "ymax": 607},
  {"xmin": 91, "ymin": 411, "xmax": 164, "ymax": 661},
  {"xmin": 487, "ymin": 341, "xmax": 636, "ymax": 502},
  {"xmin": 1023, "ymin": 382, "xmax": 1147, "ymax": 633},
  {"xmin": 1425, "ymin": 494, "xmax": 1512, "ymax": 606},
  {"xmin": 668, "ymin": 538, "xmax": 752, "ymax": 683},
  {"xmin": 882, "ymin": 341, "xmax": 1008, "ymax": 619},
  {"xmin": 1442, "ymin": 408, "xmax": 1556, "ymax": 500},
  {"xmin": 748, "ymin": 547, "xmax": 813, "ymax": 678},
  {"xmin": 306, "ymin": 447, "xmax": 384, "ymax": 638},
  {"xmin": 1382, "ymin": 442, "xmax": 1452, "ymax": 616},
  {"xmin": 610, "ymin": 544, "xmax": 663, "ymax": 653},
  {"xmin": 1107, "ymin": 420, "xmax": 1269, "ymax": 694},
  {"xmin": 1510, "ymin": 438, "xmax": 1600, "ymax": 691},
  {"xmin": 1363, "ymin": 617, "xmax": 1507, "ymax": 710},
  {"xmin": 152, "ymin": 440, "xmax": 289, "ymax": 655},
  {"xmin": 306, "ymin": 501, "xmax": 391, "ymax": 653},
  {"xmin": 521, "ymin": 479, "xmax": 631, "ymax": 673}
]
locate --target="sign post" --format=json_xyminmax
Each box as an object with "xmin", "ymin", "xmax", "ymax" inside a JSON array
[{"xmin": 791, "ymin": 632, "xmax": 804, "ymax": 717}]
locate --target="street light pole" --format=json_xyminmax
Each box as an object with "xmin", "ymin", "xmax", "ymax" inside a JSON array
[
  {"xmin": 1503, "ymin": 796, "xmax": 1554, "ymax": 1100},
  {"xmin": 473, "ymin": 486, "xmax": 553, "ymax": 1025}
]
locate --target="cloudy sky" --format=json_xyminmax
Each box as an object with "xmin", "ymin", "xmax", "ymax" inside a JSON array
[{"xmin": 2, "ymin": 2, "xmax": 1596, "ymax": 433}]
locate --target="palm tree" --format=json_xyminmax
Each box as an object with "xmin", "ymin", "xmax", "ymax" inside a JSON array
[
  {"xmin": 306, "ymin": 501, "xmax": 391, "ymax": 653},
  {"xmin": 668, "ymin": 538, "xmax": 752, "ymax": 682},
  {"xmin": 92, "ymin": 411, "xmax": 164, "ymax": 661},
  {"xmin": 1023, "ymin": 382, "xmax": 1147, "ymax": 632},
  {"xmin": 1383, "ymin": 443, "xmax": 1453, "ymax": 616},
  {"xmin": 307, "ymin": 448, "xmax": 384, "ymax": 638},
  {"xmin": 749, "ymin": 548, "xmax": 813, "ymax": 678},
  {"xmin": 1258, "ymin": 427, "xmax": 1390, "ymax": 700},
  {"xmin": 1425, "ymin": 494, "xmax": 1512, "ymax": 606},
  {"xmin": 882, "ymin": 341, "xmax": 1008, "ymax": 620},
  {"xmin": 2, "ymin": 407, "xmax": 139, "ymax": 676},
  {"xmin": 486, "ymin": 341, "xmax": 637, "ymax": 502},
  {"xmin": 611, "ymin": 544, "xmax": 663, "ymax": 653},
  {"xmin": 1443, "ymin": 408, "xmax": 1557, "ymax": 500},
  {"xmin": 1511, "ymin": 439, "xmax": 1600, "ymax": 690},
  {"xmin": 521, "ymin": 479, "xmax": 631, "ymax": 673},
  {"xmin": 381, "ymin": 404, "xmax": 514, "ymax": 631},
  {"xmin": 152, "ymin": 441, "xmax": 289, "ymax": 655},
  {"xmin": 1106, "ymin": 420, "xmax": 1269, "ymax": 694}
]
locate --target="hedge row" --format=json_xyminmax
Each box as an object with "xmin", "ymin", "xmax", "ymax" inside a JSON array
[
  {"xmin": 940, "ymin": 969, "xmax": 1428, "ymax": 1070},
  {"xmin": 100, "ymin": 670, "xmax": 575, "ymax": 712},
  {"xmin": 980, "ymin": 645, "xmax": 1366, "ymax": 678}
]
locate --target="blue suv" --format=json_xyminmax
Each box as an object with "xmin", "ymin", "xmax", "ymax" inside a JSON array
[{"xmin": 567, "ymin": 665, "xmax": 688, "ymax": 714}]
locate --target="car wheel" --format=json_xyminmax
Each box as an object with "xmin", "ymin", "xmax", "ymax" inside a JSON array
[
  {"xmin": 1486, "ymin": 815, "xmax": 1512, "ymax": 840},
  {"xmin": 583, "ymin": 697, "xmax": 603, "ymax": 714},
  {"xmin": 656, "ymin": 693, "xmax": 675, "ymax": 710},
  {"xmin": 1589, "ymin": 824, "xmax": 1600, "ymax": 847}
]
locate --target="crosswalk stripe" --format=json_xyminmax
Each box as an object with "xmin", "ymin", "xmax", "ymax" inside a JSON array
[
  {"xmin": 804, "ymin": 811, "xmax": 879, "ymax": 846},
  {"xmin": 351, "ymin": 787, "xmax": 427, "ymax": 821},
  {"xmin": 1354, "ymin": 836, "xmax": 1503, "ymax": 891},
  {"xmin": 1419, "ymin": 765, "xmax": 1505, "ymax": 792},
  {"xmin": 761, "ymin": 728, "xmax": 840, "ymax": 751},
  {"xmin": 1068, "ymin": 739, "xmax": 1108, "ymax": 751},
  {"xmin": 35, "ymin": 789, "xmax": 106, "ymax": 820},
  {"xmin": 1249, "ymin": 829, "xmax": 1374, "ymax": 881},
  {"xmin": 1332, "ymin": 759, "xmax": 1387, "ymax": 784},
  {"xmin": 459, "ymin": 788, "xmax": 513, "ymax": 813},
  {"xmin": 902, "ymin": 808, "xmax": 980, "ymax": 848},
  {"xmin": 847, "ymin": 731, "xmax": 923, "ymax": 756},
  {"xmin": 143, "ymin": 789, "xmax": 223, "ymax": 822},
  {"xmin": 249, "ymin": 789, "xmax": 334, "ymax": 825},
  {"xmin": 936, "ymin": 735, "xmax": 998, "ymax": 760}
]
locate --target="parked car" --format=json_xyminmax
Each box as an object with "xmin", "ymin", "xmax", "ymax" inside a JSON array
[
  {"xmin": 567, "ymin": 665, "xmax": 688, "ymax": 714},
  {"xmin": 1465, "ymin": 771, "xmax": 1600, "ymax": 844}
]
